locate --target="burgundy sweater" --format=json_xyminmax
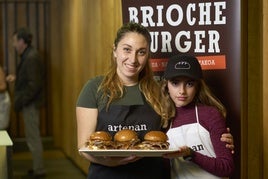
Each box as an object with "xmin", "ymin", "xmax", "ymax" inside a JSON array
[{"xmin": 171, "ymin": 103, "xmax": 234, "ymax": 177}]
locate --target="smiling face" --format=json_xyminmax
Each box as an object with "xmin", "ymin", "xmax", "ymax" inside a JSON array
[
  {"xmin": 113, "ymin": 32, "xmax": 149, "ymax": 86},
  {"xmin": 167, "ymin": 76, "xmax": 198, "ymax": 107}
]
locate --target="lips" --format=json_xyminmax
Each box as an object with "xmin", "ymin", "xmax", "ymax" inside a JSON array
[
  {"xmin": 125, "ymin": 63, "xmax": 138, "ymax": 72},
  {"xmin": 125, "ymin": 63, "xmax": 137, "ymax": 68},
  {"xmin": 177, "ymin": 96, "xmax": 187, "ymax": 101}
]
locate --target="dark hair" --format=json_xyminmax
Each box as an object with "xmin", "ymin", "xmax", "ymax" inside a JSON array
[{"xmin": 13, "ymin": 27, "xmax": 33, "ymax": 46}]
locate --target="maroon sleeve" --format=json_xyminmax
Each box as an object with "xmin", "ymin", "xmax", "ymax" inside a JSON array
[{"xmin": 191, "ymin": 107, "xmax": 235, "ymax": 177}]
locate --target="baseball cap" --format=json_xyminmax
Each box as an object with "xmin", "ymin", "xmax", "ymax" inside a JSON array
[{"xmin": 163, "ymin": 54, "xmax": 203, "ymax": 80}]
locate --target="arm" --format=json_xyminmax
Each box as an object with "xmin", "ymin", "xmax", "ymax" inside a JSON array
[
  {"xmin": 191, "ymin": 109, "xmax": 234, "ymax": 177},
  {"xmin": 76, "ymin": 107, "xmax": 108, "ymax": 164},
  {"xmin": 0, "ymin": 66, "xmax": 7, "ymax": 92},
  {"xmin": 12, "ymin": 55, "xmax": 43, "ymax": 112},
  {"xmin": 76, "ymin": 107, "xmax": 98, "ymax": 149},
  {"xmin": 22, "ymin": 55, "xmax": 44, "ymax": 105},
  {"xmin": 164, "ymin": 108, "xmax": 234, "ymax": 177},
  {"xmin": 76, "ymin": 107, "xmax": 139, "ymax": 167}
]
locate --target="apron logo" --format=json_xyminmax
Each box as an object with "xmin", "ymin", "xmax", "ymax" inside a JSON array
[
  {"xmin": 191, "ymin": 144, "xmax": 204, "ymax": 152},
  {"xmin": 107, "ymin": 124, "xmax": 148, "ymax": 132}
]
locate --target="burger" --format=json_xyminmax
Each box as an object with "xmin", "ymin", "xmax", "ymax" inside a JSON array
[
  {"xmin": 138, "ymin": 131, "xmax": 169, "ymax": 150},
  {"xmin": 114, "ymin": 129, "xmax": 140, "ymax": 149},
  {"xmin": 86, "ymin": 131, "xmax": 115, "ymax": 150}
]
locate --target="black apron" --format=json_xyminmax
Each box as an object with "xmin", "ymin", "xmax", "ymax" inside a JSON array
[{"xmin": 87, "ymin": 95, "xmax": 169, "ymax": 179}]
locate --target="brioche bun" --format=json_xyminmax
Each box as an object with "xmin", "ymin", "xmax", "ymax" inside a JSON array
[
  {"xmin": 114, "ymin": 129, "xmax": 138, "ymax": 142},
  {"xmin": 144, "ymin": 131, "xmax": 168, "ymax": 142},
  {"xmin": 114, "ymin": 129, "xmax": 140, "ymax": 149},
  {"xmin": 137, "ymin": 131, "xmax": 169, "ymax": 150},
  {"xmin": 87, "ymin": 131, "xmax": 114, "ymax": 149},
  {"xmin": 90, "ymin": 131, "xmax": 112, "ymax": 141}
]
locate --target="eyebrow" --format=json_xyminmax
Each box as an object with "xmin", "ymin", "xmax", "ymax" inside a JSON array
[
  {"xmin": 122, "ymin": 44, "xmax": 131, "ymax": 47},
  {"xmin": 121, "ymin": 44, "xmax": 147, "ymax": 50}
]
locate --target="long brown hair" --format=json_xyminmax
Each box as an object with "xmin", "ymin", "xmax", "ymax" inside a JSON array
[
  {"xmin": 161, "ymin": 79, "xmax": 227, "ymax": 118},
  {"xmin": 196, "ymin": 80, "xmax": 227, "ymax": 118},
  {"xmin": 98, "ymin": 22, "xmax": 171, "ymax": 127}
]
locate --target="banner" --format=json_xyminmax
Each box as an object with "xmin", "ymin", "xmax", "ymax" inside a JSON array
[{"xmin": 122, "ymin": 1, "xmax": 241, "ymax": 178}]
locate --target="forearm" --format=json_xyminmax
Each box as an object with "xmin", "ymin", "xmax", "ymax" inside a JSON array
[
  {"xmin": 0, "ymin": 69, "xmax": 7, "ymax": 92},
  {"xmin": 79, "ymin": 152, "xmax": 105, "ymax": 164},
  {"xmin": 79, "ymin": 150, "xmax": 140, "ymax": 167},
  {"xmin": 0, "ymin": 77, "xmax": 6, "ymax": 92},
  {"xmin": 76, "ymin": 107, "xmax": 98, "ymax": 149},
  {"xmin": 79, "ymin": 152, "xmax": 119, "ymax": 166},
  {"xmin": 191, "ymin": 108, "xmax": 235, "ymax": 176},
  {"xmin": 0, "ymin": 83, "xmax": 6, "ymax": 92},
  {"xmin": 191, "ymin": 151, "xmax": 234, "ymax": 177}
]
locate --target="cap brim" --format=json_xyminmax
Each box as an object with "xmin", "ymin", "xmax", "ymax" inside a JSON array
[{"xmin": 164, "ymin": 73, "xmax": 199, "ymax": 80}]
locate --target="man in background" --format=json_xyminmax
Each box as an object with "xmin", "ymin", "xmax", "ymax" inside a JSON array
[{"xmin": 6, "ymin": 27, "xmax": 46, "ymax": 178}]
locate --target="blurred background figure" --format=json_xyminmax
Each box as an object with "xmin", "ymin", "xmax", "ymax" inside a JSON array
[
  {"xmin": 0, "ymin": 65, "xmax": 11, "ymax": 130},
  {"xmin": 6, "ymin": 27, "xmax": 46, "ymax": 178}
]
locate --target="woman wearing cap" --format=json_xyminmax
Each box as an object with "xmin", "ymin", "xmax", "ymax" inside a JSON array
[{"xmin": 162, "ymin": 54, "xmax": 235, "ymax": 178}]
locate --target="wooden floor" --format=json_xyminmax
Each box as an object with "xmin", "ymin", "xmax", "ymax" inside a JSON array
[{"xmin": 11, "ymin": 138, "xmax": 87, "ymax": 179}]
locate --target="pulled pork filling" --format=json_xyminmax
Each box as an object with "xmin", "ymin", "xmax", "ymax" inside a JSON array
[
  {"xmin": 115, "ymin": 138, "xmax": 141, "ymax": 149},
  {"xmin": 137, "ymin": 141, "xmax": 170, "ymax": 150},
  {"xmin": 86, "ymin": 140, "xmax": 115, "ymax": 150}
]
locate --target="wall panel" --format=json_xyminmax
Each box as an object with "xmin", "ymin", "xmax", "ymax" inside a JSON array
[
  {"xmin": 263, "ymin": 0, "xmax": 268, "ymax": 178},
  {"xmin": 0, "ymin": 0, "xmax": 50, "ymax": 137},
  {"xmin": 49, "ymin": 0, "xmax": 122, "ymax": 173},
  {"xmin": 247, "ymin": 0, "xmax": 263, "ymax": 178},
  {"xmin": 47, "ymin": 0, "xmax": 62, "ymax": 149}
]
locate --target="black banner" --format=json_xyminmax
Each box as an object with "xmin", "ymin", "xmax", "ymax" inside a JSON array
[{"xmin": 122, "ymin": 1, "xmax": 241, "ymax": 178}]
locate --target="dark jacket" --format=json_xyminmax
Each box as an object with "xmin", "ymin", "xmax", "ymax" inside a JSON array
[{"xmin": 14, "ymin": 46, "xmax": 45, "ymax": 112}]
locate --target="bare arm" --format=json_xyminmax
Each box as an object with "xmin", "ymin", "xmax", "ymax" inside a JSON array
[
  {"xmin": 76, "ymin": 106, "xmax": 139, "ymax": 167},
  {"xmin": 0, "ymin": 66, "xmax": 7, "ymax": 92},
  {"xmin": 76, "ymin": 107, "xmax": 98, "ymax": 149}
]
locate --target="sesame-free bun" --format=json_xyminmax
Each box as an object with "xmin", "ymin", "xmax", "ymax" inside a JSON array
[
  {"xmin": 87, "ymin": 131, "xmax": 114, "ymax": 149},
  {"xmin": 138, "ymin": 131, "xmax": 169, "ymax": 150},
  {"xmin": 90, "ymin": 131, "xmax": 112, "ymax": 141},
  {"xmin": 114, "ymin": 129, "xmax": 138, "ymax": 142},
  {"xmin": 144, "ymin": 131, "xmax": 168, "ymax": 142}
]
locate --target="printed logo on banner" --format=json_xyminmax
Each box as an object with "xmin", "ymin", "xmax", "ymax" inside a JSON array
[{"xmin": 121, "ymin": 0, "xmax": 230, "ymax": 75}]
